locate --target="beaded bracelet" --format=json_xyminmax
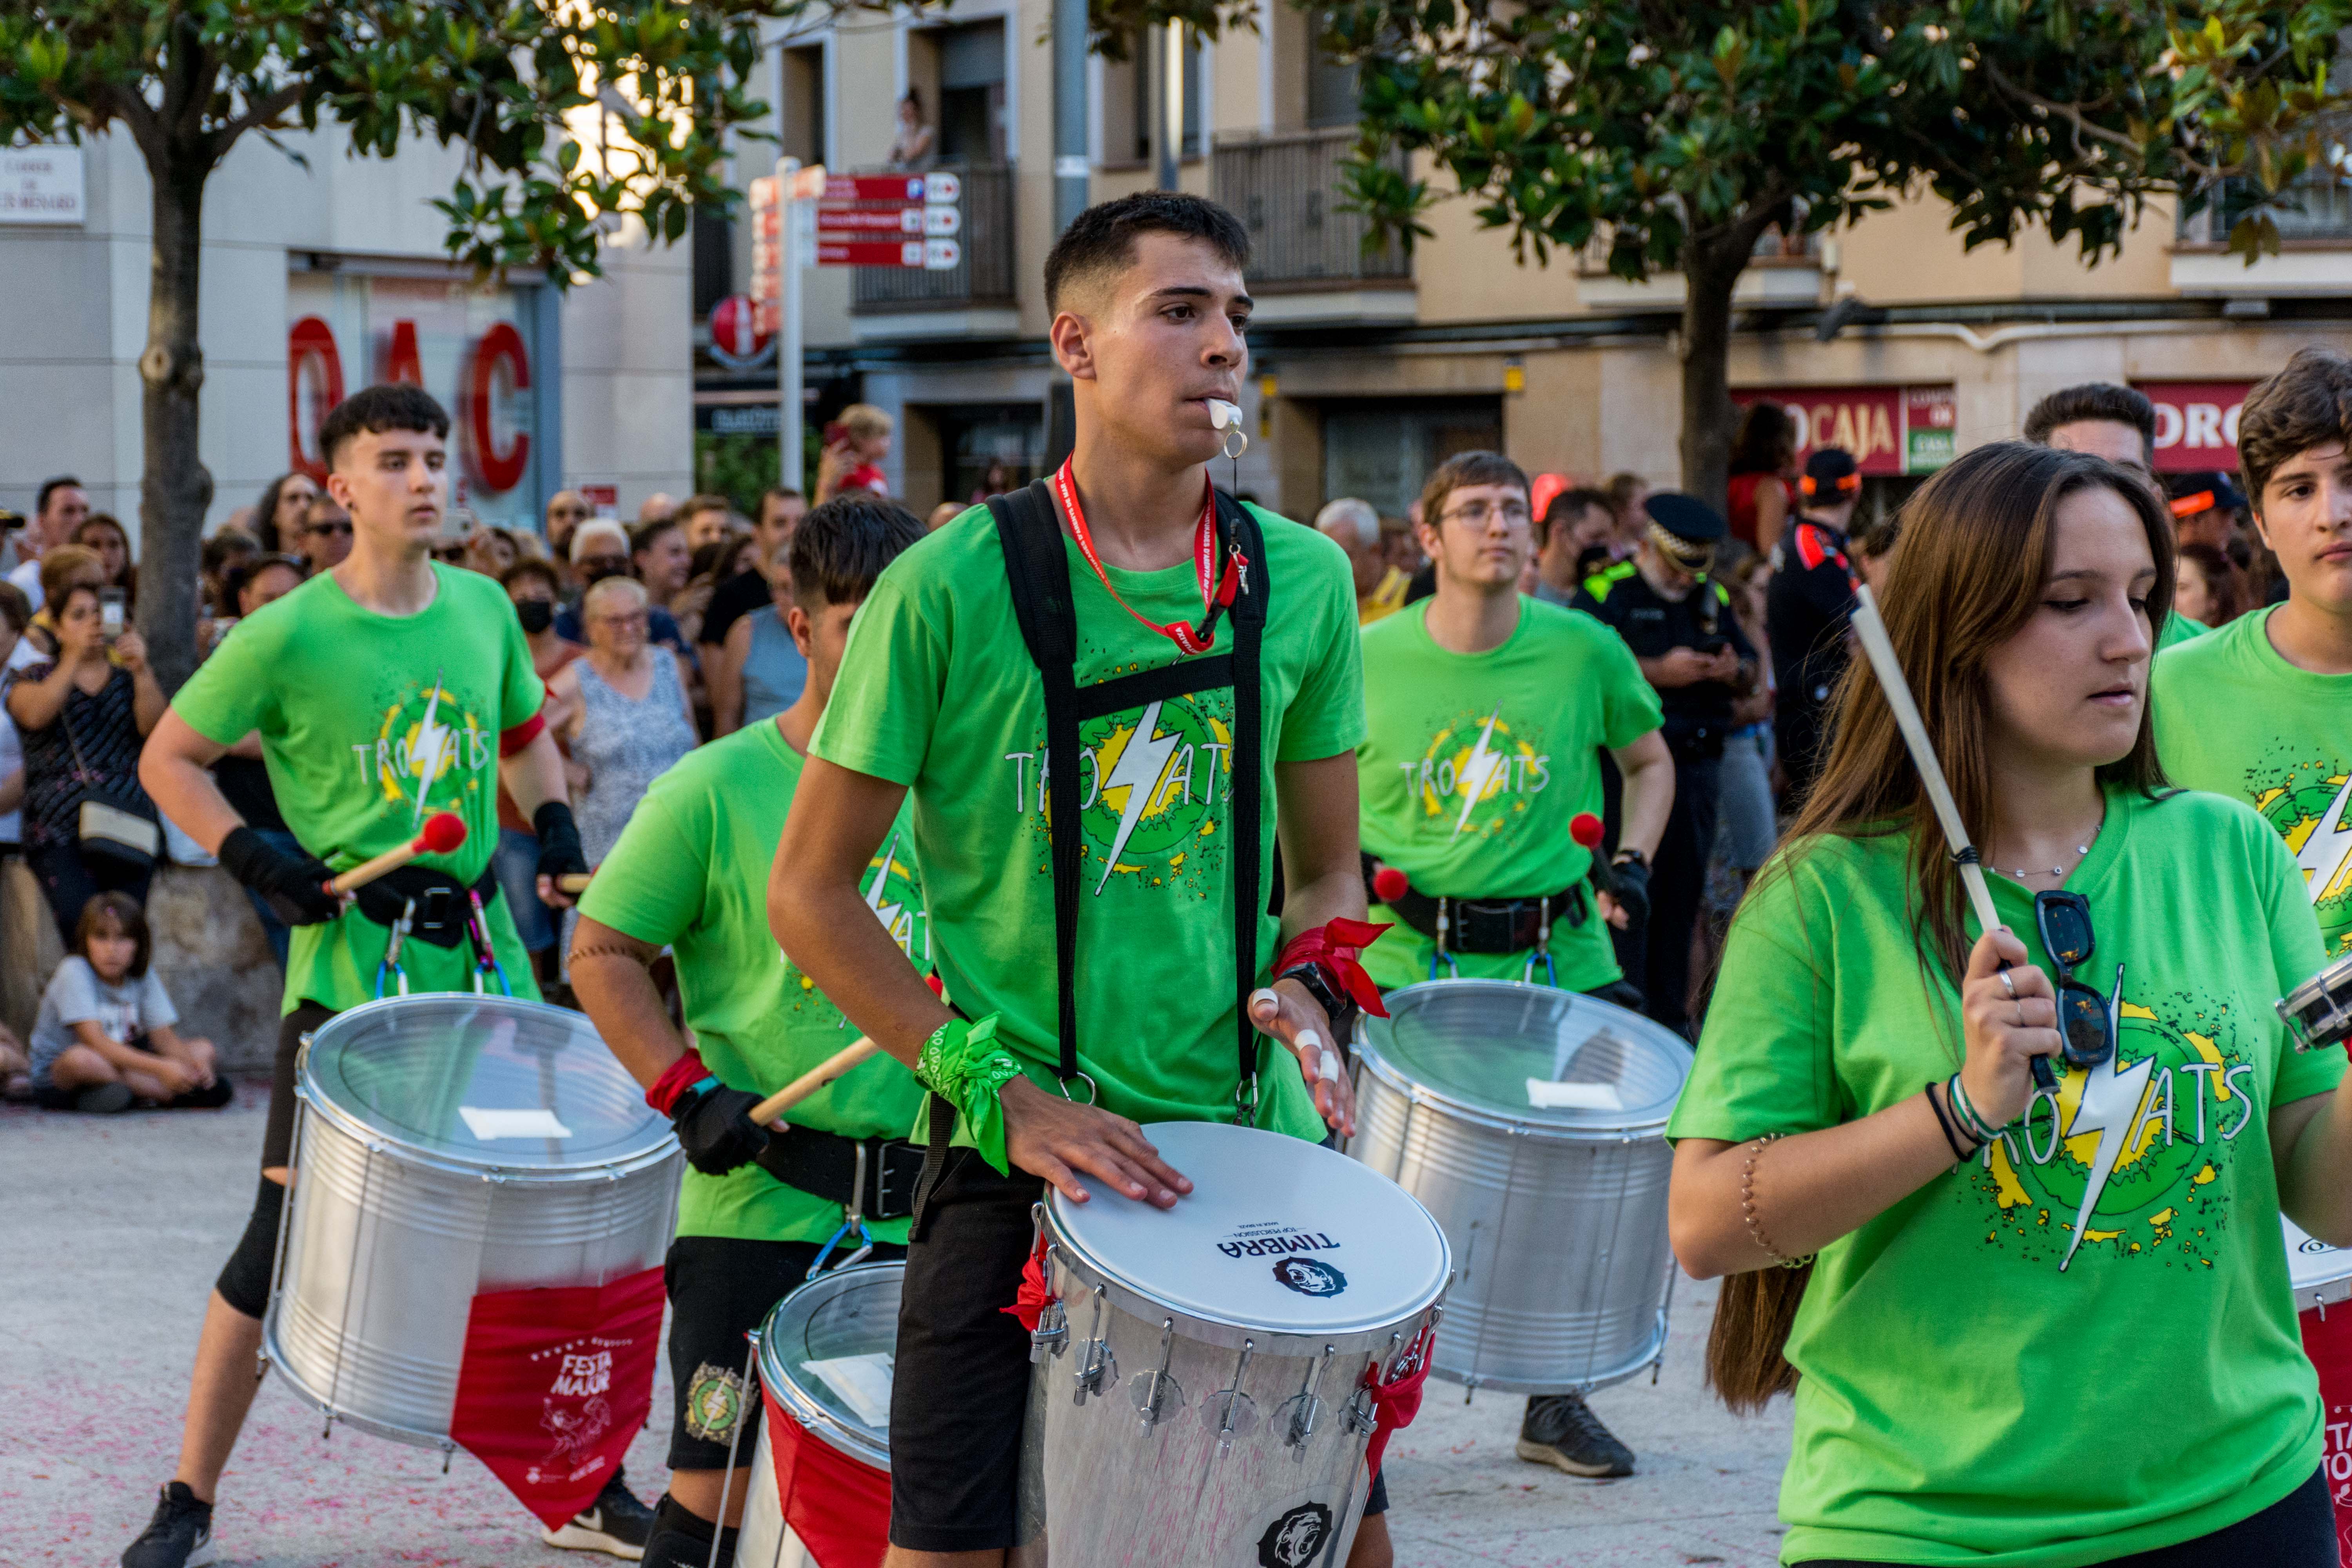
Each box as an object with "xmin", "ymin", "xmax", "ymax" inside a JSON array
[
  {"xmin": 1924, "ymin": 1081, "xmax": 1980, "ymax": 1163},
  {"xmin": 1740, "ymin": 1133, "xmax": 1815, "ymax": 1269}
]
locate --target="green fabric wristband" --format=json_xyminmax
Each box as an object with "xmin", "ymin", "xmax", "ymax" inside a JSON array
[{"xmin": 915, "ymin": 1014, "xmax": 1024, "ymax": 1176}]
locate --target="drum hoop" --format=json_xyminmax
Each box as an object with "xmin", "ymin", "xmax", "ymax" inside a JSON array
[
  {"xmin": 257, "ymin": 1310, "xmax": 460, "ymax": 1452},
  {"xmin": 1042, "ymin": 1207, "xmax": 1448, "ymax": 1359},
  {"xmin": 298, "ymin": 993, "xmax": 680, "ymax": 1177},
  {"xmin": 754, "ymin": 1259, "xmax": 899, "ymax": 1472},
  {"xmin": 1352, "ymin": 1038, "xmax": 1678, "ymax": 1142}
]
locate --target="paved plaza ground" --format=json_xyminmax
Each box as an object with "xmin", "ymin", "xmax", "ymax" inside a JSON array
[{"xmin": 0, "ymin": 1089, "xmax": 1792, "ymax": 1567}]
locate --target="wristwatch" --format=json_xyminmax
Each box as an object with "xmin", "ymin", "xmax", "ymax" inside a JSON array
[
  {"xmin": 1612, "ymin": 848, "xmax": 1648, "ymax": 870},
  {"xmin": 1277, "ymin": 961, "xmax": 1358, "ymax": 1043}
]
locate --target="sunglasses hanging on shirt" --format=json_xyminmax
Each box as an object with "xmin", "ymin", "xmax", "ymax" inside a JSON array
[{"xmin": 2034, "ymin": 890, "xmax": 2118, "ymax": 1071}]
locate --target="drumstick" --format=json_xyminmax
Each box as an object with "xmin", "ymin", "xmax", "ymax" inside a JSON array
[
  {"xmin": 328, "ymin": 812, "xmax": 468, "ymax": 896},
  {"xmin": 1849, "ymin": 586, "xmax": 2054, "ymax": 1091},
  {"xmin": 751, "ymin": 1037, "xmax": 882, "ymax": 1126},
  {"xmin": 556, "ymin": 872, "xmax": 593, "ymax": 894}
]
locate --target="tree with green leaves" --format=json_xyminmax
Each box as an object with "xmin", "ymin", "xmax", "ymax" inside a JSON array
[
  {"xmin": 1306, "ymin": 0, "xmax": 2351, "ymax": 505},
  {"xmin": 0, "ymin": 1, "xmax": 777, "ymax": 688}
]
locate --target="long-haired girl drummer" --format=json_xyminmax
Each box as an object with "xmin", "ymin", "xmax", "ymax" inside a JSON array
[{"xmin": 1668, "ymin": 440, "xmax": 2352, "ymax": 1566}]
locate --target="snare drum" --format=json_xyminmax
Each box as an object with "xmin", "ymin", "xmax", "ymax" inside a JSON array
[
  {"xmin": 1014, "ymin": 1122, "xmax": 1449, "ymax": 1568},
  {"xmin": 737, "ymin": 1262, "xmax": 899, "ymax": 1568},
  {"xmin": 2280, "ymin": 951, "xmax": 2352, "ymax": 1053},
  {"xmin": 262, "ymin": 995, "xmax": 681, "ymax": 1446},
  {"xmin": 2288, "ymin": 1218, "xmax": 2352, "ymax": 1562},
  {"xmin": 1352, "ymin": 979, "xmax": 1693, "ymax": 1395}
]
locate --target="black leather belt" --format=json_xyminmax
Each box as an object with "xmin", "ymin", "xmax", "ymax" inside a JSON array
[
  {"xmin": 351, "ymin": 864, "xmax": 501, "ymax": 948},
  {"xmin": 758, "ymin": 1125, "xmax": 928, "ymax": 1221},
  {"xmin": 1368, "ymin": 863, "xmax": 1589, "ymax": 954}
]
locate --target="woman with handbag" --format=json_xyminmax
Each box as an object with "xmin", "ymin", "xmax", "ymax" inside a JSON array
[{"xmin": 7, "ymin": 580, "xmax": 166, "ymax": 940}]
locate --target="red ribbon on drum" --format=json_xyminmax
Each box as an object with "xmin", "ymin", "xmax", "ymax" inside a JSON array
[
  {"xmin": 448, "ymin": 1268, "xmax": 666, "ymax": 1528},
  {"xmin": 762, "ymin": 1381, "xmax": 893, "ymax": 1567},
  {"xmin": 1360, "ymin": 1321, "xmax": 1437, "ymax": 1479}
]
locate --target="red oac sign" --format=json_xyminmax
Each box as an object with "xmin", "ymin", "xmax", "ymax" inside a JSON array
[
  {"xmin": 2135, "ymin": 381, "xmax": 2257, "ymax": 474},
  {"xmin": 286, "ymin": 275, "xmax": 539, "ymax": 529}
]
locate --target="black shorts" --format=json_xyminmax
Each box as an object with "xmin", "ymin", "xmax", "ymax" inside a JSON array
[
  {"xmin": 887, "ymin": 1148, "xmax": 1389, "ymax": 1553},
  {"xmin": 665, "ymin": 1233, "xmax": 907, "ymax": 1474}
]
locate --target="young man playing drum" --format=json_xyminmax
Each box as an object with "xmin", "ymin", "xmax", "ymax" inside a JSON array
[
  {"xmin": 127, "ymin": 385, "xmax": 614, "ymax": 1568},
  {"xmin": 571, "ymin": 494, "xmax": 931, "ymax": 1568},
  {"xmin": 768, "ymin": 193, "xmax": 1393, "ymax": 1566},
  {"xmin": 1357, "ymin": 448, "xmax": 1673, "ymax": 1478},
  {"xmin": 2155, "ymin": 347, "xmax": 2352, "ymax": 959}
]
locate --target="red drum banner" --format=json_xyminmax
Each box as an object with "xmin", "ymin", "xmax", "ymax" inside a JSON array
[{"xmin": 762, "ymin": 1383, "xmax": 892, "ymax": 1568}]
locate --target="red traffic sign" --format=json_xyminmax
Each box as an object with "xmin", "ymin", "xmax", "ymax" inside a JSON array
[
  {"xmin": 813, "ymin": 238, "xmax": 962, "ymax": 270},
  {"xmin": 817, "ymin": 171, "xmax": 961, "ymax": 205},
  {"xmin": 708, "ymin": 295, "xmax": 770, "ymax": 359},
  {"xmin": 817, "ymin": 205, "xmax": 926, "ymax": 233}
]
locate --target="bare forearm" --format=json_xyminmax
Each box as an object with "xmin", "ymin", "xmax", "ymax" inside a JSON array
[
  {"xmin": 2280, "ymin": 1088, "xmax": 2352, "ymax": 1246},
  {"xmin": 0, "ymin": 766, "xmax": 20, "ymax": 815},
  {"xmin": 568, "ymin": 920, "xmax": 692, "ymax": 1090},
  {"xmin": 1670, "ymin": 1094, "xmax": 1957, "ymax": 1278},
  {"xmin": 7, "ymin": 662, "xmax": 75, "ymax": 730},
  {"xmin": 1615, "ymin": 750, "xmax": 1674, "ymax": 862},
  {"xmin": 138, "ymin": 748, "xmax": 244, "ymax": 853},
  {"xmin": 498, "ymin": 728, "xmax": 569, "ymax": 821},
  {"xmin": 132, "ymin": 669, "xmax": 166, "ymax": 733}
]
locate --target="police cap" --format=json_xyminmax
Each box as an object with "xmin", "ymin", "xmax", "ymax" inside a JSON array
[{"xmin": 1643, "ymin": 492, "xmax": 1728, "ymax": 543}]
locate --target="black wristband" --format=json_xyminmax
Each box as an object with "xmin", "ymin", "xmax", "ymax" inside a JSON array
[
  {"xmin": 533, "ymin": 799, "xmax": 587, "ymax": 877},
  {"xmin": 1924, "ymin": 1081, "xmax": 1978, "ymax": 1163}
]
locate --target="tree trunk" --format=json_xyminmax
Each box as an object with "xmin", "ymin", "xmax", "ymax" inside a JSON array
[
  {"xmin": 138, "ymin": 144, "xmax": 212, "ymax": 695},
  {"xmin": 1676, "ymin": 233, "xmax": 1748, "ymax": 516}
]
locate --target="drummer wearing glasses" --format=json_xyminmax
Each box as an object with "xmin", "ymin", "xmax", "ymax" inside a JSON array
[
  {"xmin": 769, "ymin": 194, "xmax": 1392, "ymax": 1566},
  {"xmin": 1355, "ymin": 448, "xmax": 1674, "ymax": 1478},
  {"xmin": 1669, "ymin": 441, "xmax": 2352, "ymax": 1566}
]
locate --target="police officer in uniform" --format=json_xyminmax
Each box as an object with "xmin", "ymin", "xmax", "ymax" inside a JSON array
[
  {"xmin": 1766, "ymin": 448, "xmax": 1862, "ymax": 809},
  {"xmin": 1576, "ymin": 494, "xmax": 1757, "ymax": 1036}
]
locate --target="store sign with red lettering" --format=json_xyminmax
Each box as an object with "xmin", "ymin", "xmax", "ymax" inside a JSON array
[
  {"xmin": 286, "ymin": 272, "xmax": 539, "ymax": 530},
  {"xmin": 2136, "ymin": 381, "xmax": 2256, "ymax": 473},
  {"xmin": 1731, "ymin": 385, "xmax": 1956, "ymax": 476}
]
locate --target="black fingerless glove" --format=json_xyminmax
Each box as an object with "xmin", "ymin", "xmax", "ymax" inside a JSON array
[
  {"xmin": 670, "ymin": 1081, "xmax": 769, "ymax": 1176},
  {"xmin": 533, "ymin": 800, "xmax": 588, "ymax": 882},
  {"xmin": 1606, "ymin": 855, "xmax": 1651, "ymax": 928},
  {"xmin": 218, "ymin": 826, "xmax": 343, "ymax": 926}
]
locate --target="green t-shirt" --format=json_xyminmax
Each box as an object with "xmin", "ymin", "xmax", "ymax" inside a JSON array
[
  {"xmin": 2154, "ymin": 605, "xmax": 2352, "ymax": 957},
  {"xmin": 2157, "ymin": 608, "xmax": 2207, "ymax": 650},
  {"xmin": 173, "ymin": 565, "xmax": 544, "ymax": 1013},
  {"xmin": 1356, "ymin": 597, "xmax": 1661, "ymax": 993},
  {"xmin": 577, "ymin": 720, "xmax": 929, "ymax": 1244},
  {"xmin": 811, "ymin": 502, "xmax": 1365, "ymax": 1140},
  {"xmin": 1671, "ymin": 786, "xmax": 2342, "ymax": 1566}
]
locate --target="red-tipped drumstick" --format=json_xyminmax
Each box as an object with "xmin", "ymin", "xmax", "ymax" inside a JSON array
[
  {"xmin": 1570, "ymin": 812, "xmax": 1605, "ymax": 850},
  {"xmin": 328, "ymin": 812, "xmax": 468, "ymax": 896},
  {"xmin": 1370, "ymin": 864, "xmax": 1411, "ymax": 904}
]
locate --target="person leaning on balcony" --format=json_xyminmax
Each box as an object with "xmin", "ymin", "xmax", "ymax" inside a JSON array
[{"xmin": 887, "ymin": 87, "xmax": 934, "ymax": 168}]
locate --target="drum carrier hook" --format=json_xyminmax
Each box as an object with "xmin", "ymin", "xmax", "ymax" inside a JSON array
[
  {"xmin": 1521, "ymin": 893, "xmax": 1558, "ymax": 989},
  {"xmin": 807, "ymin": 1143, "xmax": 877, "ymax": 1278},
  {"xmin": 1427, "ymin": 897, "xmax": 1460, "ymax": 981},
  {"xmin": 374, "ymin": 897, "xmax": 417, "ymax": 1000}
]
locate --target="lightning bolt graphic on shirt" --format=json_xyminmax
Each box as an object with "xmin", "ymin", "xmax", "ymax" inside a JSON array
[
  {"xmin": 2295, "ymin": 775, "xmax": 2352, "ymax": 906},
  {"xmin": 1453, "ymin": 706, "xmax": 1506, "ymax": 837},
  {"xmin": 408, "ymin": 668, "xmax": 450, "ymax": 829},
  {"xmin": 2058, "ymin": 964, "xmax": 2153, "ymax": 1273},
  {"xmin": 1097, "ymin": 700, "xmax": 1183, "ymax": 895},
  {"xmin": 865, "ymin": 829, "xmax": 907, "ymax": 944}
]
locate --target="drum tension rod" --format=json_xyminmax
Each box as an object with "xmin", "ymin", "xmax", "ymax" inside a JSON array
[
  {"xmin": 1134, "ymin": 1318, "xmax": 1182, "ymax": 1434},
  {"xmin": 1074, "ymin": 1287, "xmax": 1113, "ymax": 1406},
  {"xmin": 1209, "ymin": 1339, "xmax": 1256, "ymax": 1453},
  {"xmin": 1281, "ymin": 1345, "xmax": 1336, "ymax": 1458}
]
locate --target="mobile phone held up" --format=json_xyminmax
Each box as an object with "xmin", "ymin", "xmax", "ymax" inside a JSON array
[{"xmin": 99, "ymin": 586, "xmax": 126, "ymax": 644}]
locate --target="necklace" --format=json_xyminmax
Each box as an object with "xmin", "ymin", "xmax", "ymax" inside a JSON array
[{"xmin": 2008, "ymin": 848, "xmax": 2091, "ymax": 879}]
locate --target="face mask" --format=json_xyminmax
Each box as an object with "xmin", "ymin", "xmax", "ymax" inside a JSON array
[{"xmin": 515, "ymin": 599, "xmax": 555, "ymax": 634}]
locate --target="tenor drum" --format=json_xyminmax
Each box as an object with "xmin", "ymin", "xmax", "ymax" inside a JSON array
[
  {"xmin": 2279, "ymin": 951, "xmax": 2352, "ymax": 1053},
  {"xmin": 262, "ymin": 995, "xmax": 681, "ymax": 1447},
  {"xmin": 1351, "ymin": 979, "xmax": 1693, "ymax": 1396},
  {"xmin": 2287, "ymin": 1218, "xmax": 2352, "ymax": 1562},
  {"xmin": 737, "ymin": 1262, "xmax": 899, "ymax": 1568},
  {"xmin": 1014, "ymin": 1122, "xmax": 1448, "ymax": 1568}
]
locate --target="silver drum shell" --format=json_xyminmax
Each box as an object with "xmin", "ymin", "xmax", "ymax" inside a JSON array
[
  {"xmin": 261, "ymin": 1087, "xmax": 681, "ymax": 1447},
  {"xmin": 1349, "ymin": 1055, "xmax": 1675, "ymax": 1395},
  {"xmin": 1010, "ymin": 1245, "xmax": 1437, "ymax": 1568}
]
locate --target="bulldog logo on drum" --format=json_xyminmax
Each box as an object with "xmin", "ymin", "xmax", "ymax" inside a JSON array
[
  {"xmin": 1271, "ymin": 1257, "xmax": 1347, "ymax": 1298},
  {"xmin": 1256, "ymin": 1501, "xmax": 1333, "ymax": 1567}
]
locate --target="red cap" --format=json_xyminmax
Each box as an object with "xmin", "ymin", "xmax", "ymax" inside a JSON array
[
  {"xmin": 1370, "ymin": 865, "xmax": 1411, "ymax": 904},
  {"xmin": 417, "ymin": 811, "xmax": 468, "ymax": 855},
  {"xmin": 1570, "ymin": 812, "xmax": 1605, "ymax": 849}
]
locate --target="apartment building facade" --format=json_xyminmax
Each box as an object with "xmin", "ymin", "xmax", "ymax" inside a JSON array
[{"xmin": 693, "ymin": 7, "xmax": 2352, "ymax": 523}]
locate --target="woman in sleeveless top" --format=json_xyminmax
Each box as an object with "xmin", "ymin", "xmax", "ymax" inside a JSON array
[
  {"xmin": 548, "ymin": 575, "xmax": 699, "ymax": 866},
  {"xmin": 719, "ymin": 530, "xmax": 808, "ymax": 731}
]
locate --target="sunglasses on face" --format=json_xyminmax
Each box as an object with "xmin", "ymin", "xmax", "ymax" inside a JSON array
[
  {"xmin": 2035, "ymin": 890, "xmax": 2115, "ymax": 1071},
  {"xmin": 307, "ymin": 519, "xmax": 353, "ymax": 537}
]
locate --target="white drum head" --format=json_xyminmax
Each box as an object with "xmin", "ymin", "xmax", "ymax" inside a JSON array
[
  {"xmin": 301, "ymin": 994, "xmax": 671, "ymax": 1171},
  {"xmin": 756, "ymin": 1261, "xmax": 899, "ymax": 1469},
  {"xmin": 1363, "ymin": 979, "xmax": 1693, "ymax": 1135},
  {"xmin": 2286, "ymin": 1217, "xmax": 2352, "ymax": 1314},
  {"xmin": 1049, "ymin": 1122, "xmax": 1448, "ymax": 1343}
]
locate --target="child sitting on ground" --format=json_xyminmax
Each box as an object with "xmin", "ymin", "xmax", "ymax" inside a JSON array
[{"xmin": 29, "ymin": 893, "xmax": 228, "ymax": 1113}]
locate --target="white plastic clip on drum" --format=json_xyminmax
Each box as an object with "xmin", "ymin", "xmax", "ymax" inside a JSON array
[
  {"xmin": 737, "ymin": 1261, "xmax": 900, "ymax": 1568},
  {"xmin": 2279, "ymin": 952, "xmax": 2352, "ymax": 1053},
  {"xmin": 1013, "ymin": 1122, "xmax": 1448, "ymax": 1568},
  {"xmin": 262, "ymin": 994, "xmax": 681, "ymax": 1447},
  {"xmin": 1352, "ymin": 979, "xmax": 1693, "ymax": 1396}
]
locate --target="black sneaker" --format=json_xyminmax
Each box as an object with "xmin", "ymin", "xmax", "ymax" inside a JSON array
[
  {"xmin": 1516, "ymin": 1392, "xmax": 1636, "ymax": 1478},
  {"xmin": 122, "ymin": 1482, "xmax": 217, "ymax": 1568},
  {"xmin": 543, "ymin": 1468, "xmax": 658, "ymax": 1559},
  {"xmin": 76, "ymin": 1082, "xmax": 135, "ymax": 1114}
]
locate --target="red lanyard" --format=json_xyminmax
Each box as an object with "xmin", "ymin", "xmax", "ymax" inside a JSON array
[{"xmin": 1053, "ymin": 459, "xmax": 1244, "ymax": 656}]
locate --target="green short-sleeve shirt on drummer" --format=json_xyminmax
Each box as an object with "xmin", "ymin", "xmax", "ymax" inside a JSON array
[
  {"xmin": 2154, "ymin": 606, "xmax": 2352, "ymax": 956},
  {"xmin": 1356, "ymin": 597, "xmax": 1661, "ymax": 994},
  {"xmin": 171, "ymin": 565, "xmax": 544, "ymax": 1013},
  {"xmin": 578, "ymin": 720, "xmax": 930, "ymax": 1245},
  {"xmin": 810, "ymin": 501, "xmax": 1365, "ymax": 1142},
  {"xmin": 1670, "ymin": 786, "xmax": 2342, "ymax": 1567}
]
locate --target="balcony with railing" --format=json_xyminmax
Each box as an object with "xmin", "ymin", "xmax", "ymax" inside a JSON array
[
  {"xmin": 849, "ymin": 163, "xmax": 1020, "ymax": 339},
  {"xmin": 1212, "ymin": 127, "xmax": 1415, "ymax": 323},
  {"xmin": 1573, "ymin": 225, "xmax": 1827, "ymax": 312},
  {"xmin": 2173, "ymin": 175, "xmax": 2352, "ymax": 296}
]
